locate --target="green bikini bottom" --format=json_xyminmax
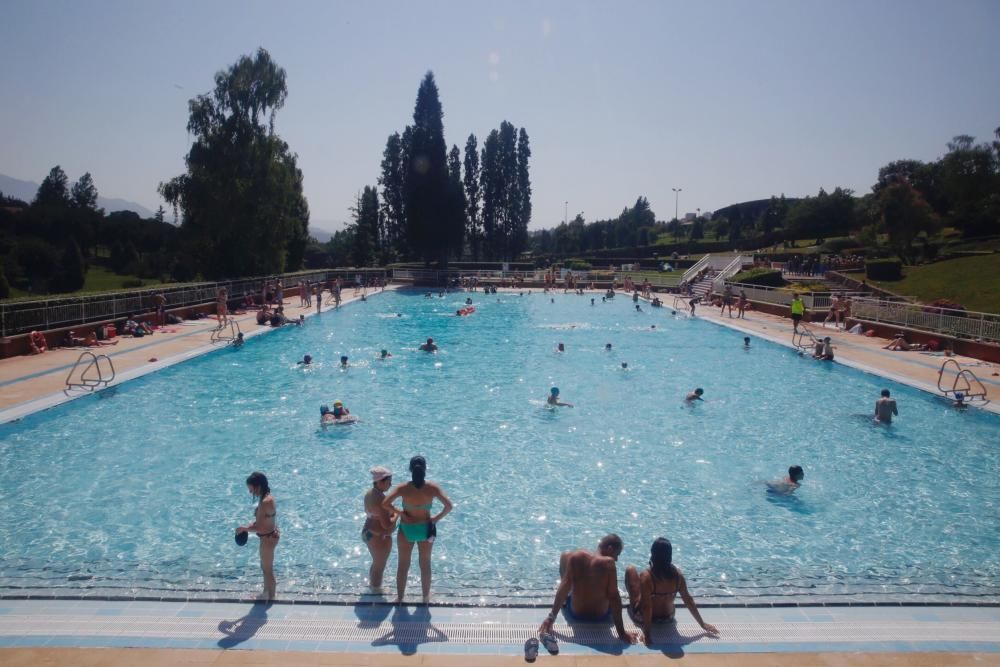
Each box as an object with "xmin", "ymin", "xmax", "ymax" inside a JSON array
[{"xmin": 399, "ymin": 521, "xmax": 436, "ymax": 543}]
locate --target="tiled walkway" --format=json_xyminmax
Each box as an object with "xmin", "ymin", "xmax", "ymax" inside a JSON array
[{"xmin": 0, "ymin": 600, "xmax": 997, "ymax": 657}]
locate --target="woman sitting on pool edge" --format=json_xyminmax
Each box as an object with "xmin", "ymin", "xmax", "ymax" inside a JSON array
[
  {"xmin": 624, "ymin": 537, "xmax": 718, "ymax": 647},
  {"xmin": 382, "ymin": 456, "xmax": 453, "ymax": 604}
]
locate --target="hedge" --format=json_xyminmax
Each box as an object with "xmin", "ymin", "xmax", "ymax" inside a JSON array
[
  {"xmin": 730, "ymin": 267, "xmax": 786, "ymax": 287},
  {"xmin": 865, "ymin": 258, "xmax": 902, "ymax": 281}
]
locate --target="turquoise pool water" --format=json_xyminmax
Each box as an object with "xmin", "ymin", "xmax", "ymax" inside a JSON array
[{"xmin": 1, "ymin": 289, "xmax": 998, "ymax": 604}]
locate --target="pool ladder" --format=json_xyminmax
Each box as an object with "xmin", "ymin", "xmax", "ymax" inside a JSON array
[
  {"xmin": 65, "ymin": 351, "xmax": 116, "ymax": 393},
  {"xmin": 210, "ymin": 318, "xmax": 241, "ymax": 344},
  {"xmin": 792, "ymin": 325, "xmax": 819, "ymax": 354},
  {"xmin": 937, "ymin": 359, "xmax": 990, "ymax": 405}
]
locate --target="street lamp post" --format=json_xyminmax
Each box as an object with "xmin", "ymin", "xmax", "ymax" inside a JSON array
[
  {"xmin": 672, "ymin": 187, "xmax": 682, "ymax": 222},
  {"xmin": 564, "ymin": 201, "xmax": 568, "ymax": 225}
]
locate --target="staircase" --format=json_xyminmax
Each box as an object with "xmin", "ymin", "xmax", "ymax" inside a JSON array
[{"xmin": 690, "ymin": 271, "xmax": 716, "ymax": 300}]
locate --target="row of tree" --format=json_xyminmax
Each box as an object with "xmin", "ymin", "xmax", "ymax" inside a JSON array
[
  {"xmin": 527, "ymin": 129, "xmax": 1000, "ymax": 264},
  {"xmin": 333, "ymin": 73, "xmax": 533, "ymax": 267}
]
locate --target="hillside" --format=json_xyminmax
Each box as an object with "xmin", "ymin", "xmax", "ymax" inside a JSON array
[{"xmin": 869, "ymin": 254, "xmax": 1000, "ymax": 313}]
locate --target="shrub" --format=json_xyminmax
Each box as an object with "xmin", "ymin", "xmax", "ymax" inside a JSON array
[
  {"xmin": 122, "ymin": 278, "xmax": 144, "ymax": 288},
  {"xmin": 731, "ymin": 267, "xmax": 785, "ymax": 287},
  {"xmin": 819, "ymin": 238, "xmax": 859, "ymax": 253},
  {"xmin": 566, "ymin": 259, "xmax": 592, "ymax": 271},
  {"xmin": 924, "ymin": 298, "xmax": 966, "ymax": 317},
  {"xmin": 865, "ymin": 258, "xmax": 902, "ymax": 280}
]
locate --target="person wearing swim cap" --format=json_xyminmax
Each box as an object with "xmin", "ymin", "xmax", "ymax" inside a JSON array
[
  {"xmin": 953, "ymin": 392, "xmax": 968, "ymax": 410},
  {"xmin": 340, "ymin": 355, "xmax": 349, "ymax": 367},
  {"xmin": 743, "ymin": 336, "xmax": 751, "ymax": 349},
  {"xmin": 419, "ymin": 337, "xmax": 438, "ymax": 352},
  {"xmin": 380, "ymin": 349, "xmax": 392, "ymax": 359},
  {"xmin": 231, "ymin": 332, "xmax": 244, "ymax": 349},
  {"xmin": 624, "ymin": 537, "xmax": 719, "ymax": 647},
  {"xmin": 605, "ymin": 343, "xmax": 612, "ymax": 351},
  {"xmin": 297, "ymin": 354, "xmax": 312, "ymax": 365},
  {"xmin": 363, "ymin": 466, "xmax": 397, "ymax": 589},
  {"xmin": 382, "ymin": 456, "xmax": 453, "ymax": 603},
  {"xmin": 547, "ymin": 387, "xmax": 574, "ymax": 407},
  {"xmin": 685, "ymin": 388, "xmax": 704, "ymax": 403},
  {"xmin": 332, "ymin": 400, "xmax": 350, "ymax": 419}
]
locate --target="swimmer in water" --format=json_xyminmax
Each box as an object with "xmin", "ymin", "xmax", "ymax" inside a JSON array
[
  {"xmin": 635, "ymin": 304, "xmax": 642, "ymax": 312},
  {"xmin": 685, "ymin": 388, "xmax": 704, "ymax": 403},
  {"xmin": 621, "ymin": 362, "xmax": 628, "ymax": 370},
  {"xmin": 331, "ymin": 400, "xmax": 350, "ymax": 419},
  {"xmin": 953, "ymin": 392, "xmax": 968, "ymax": 410},
  {"xmin": 874, "ymin": 389, "xmax": 898, "ymax": 424},
  {"xmin": 340, "ymin": 355, "xmax": 349, "ymax": 368},
  {"xmin": 297, "ymin": 354, "xmax": 312, "ymax": 365},
  {"xmin": 766, "ymin": 465, "xmax": 804, "ymax": 495},
  {"xmin": 232, "ymin": 332, "xmax": 244, "ymax": 348},
  {"xmin": 605, "ymin": 343, "xmax": 612, "ymax": 351},
  {"xmin": 557, "ymin": 342, "xmax": 565, "ymax": 352},
  {"xmin": 547, "ymin": 387, "xmax": 574, "ymax": 407},
  {"xmin": 380, "ymin": 349, "xmax": 393, "ymax": 359},
  {"xmin": 419, "ymin": 337, "xmax": 438, "ymax": 352},
  {"xmin": 591, "ymin": 298, "xmax": 595, "ymax": 306},
  {"xmin": 743, "ymin": 336, "xmax": 751, "ymax": 348}
]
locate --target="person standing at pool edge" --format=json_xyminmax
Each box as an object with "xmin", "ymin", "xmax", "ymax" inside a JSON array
[
  {"xmin": 236, "ymin": 472, "xmax": 279, "ymax": 601},
  {"xmin": 383, "ymin": 456, "xmax": 453, "ymax": 604},
  {"xmin": 363, "ymin": 466, "xmax": 397, "ymax": 590},
  {"xmin": 790, "ymin": 293, "xmax": 804, "ymax": 332}
]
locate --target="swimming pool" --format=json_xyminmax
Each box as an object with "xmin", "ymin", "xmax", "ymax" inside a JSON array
[{"xmin": 1, "ymin": 289, "xmax": 998, "ymax": 604}]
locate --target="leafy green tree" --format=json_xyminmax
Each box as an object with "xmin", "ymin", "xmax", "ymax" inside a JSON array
[
  {"xmin": 350, "ymin": 186, "xmax": 380, "ymax": 266},
  {"xmin": 447, "ymin": 144, "xmax": 467, "ymax": 259},
  {"xmin": 70, "ymin": 173, "xmax": 99, "ymax": 210},
  {"xmin": 159, "ymin": 48, "xmax": 309, "ymax": 278},
  {"xmin": 940, "ymin": 135, "xmax": 998, "ymax": 236},
  {"xmin": 13, "ymin": 237, "xmax": 59, "ymax": 292},
  {"xmin": 463, "ymin": 134, "xmax": 482, "ymax": 259},
  {"xmin": 689, "ymin": 218, "xmax": 705, "ymax": 240},
  {"xmin": 480, "ymin": 129, "xmax": 500, "ymax": 259},
  {"xmin": 880, "ymin": 181, "xmax": 937, "ymax": 263},
  {"xmin": 34, "ymin": 166, "xmax": 70, "ymax": 208},
  {"xmin": 667, "ymin": 218, "xmax": 682, "ymax": 240},
  {"xmin": 154, "ymin": 206, "xmax": 166, "ymax": 223},
  {"xmin": 513, "ymin": 128, "xmax": 532, "ymax": 256},
  {"xmin": 402, "ymin": 71, "xmax": 454, "ymax": 266},
  {"xmin": 784, "ymin": 187, "xmax": 856, "ymax": 239},
  {"xmin": 0, "ymin": 261, "xmax": 9, "ymax": 298},
  {"xmin": 378, "ymin": 131, "xmax": 405, "ymax": 261},
  {"xmin": 52, "ymin": 239, "xmax": 86, "ymax": 292}
]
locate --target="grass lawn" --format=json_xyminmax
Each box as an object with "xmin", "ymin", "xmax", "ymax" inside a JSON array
[
  {"xmin": 869, "ymin": 253, "xmax": 1000, "ymax": 313},
  {"xmin": 620, "ymin": 270, "xmax": 683, "ymax": 286},
  {"xmin": 5, "ymin": 266, "xmax": 166, "ymax": 300}
]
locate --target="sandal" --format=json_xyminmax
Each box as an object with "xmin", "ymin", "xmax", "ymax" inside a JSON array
[
  {"xmin": 523, "ymin": 637, "xmax": 539, "ymax": 662},
  {"xmin": 540, "ymin": 631, "xmax": 559, "ymax": 655}
]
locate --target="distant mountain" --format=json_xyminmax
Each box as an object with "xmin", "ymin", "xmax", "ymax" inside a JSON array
[
  {"xmin": 309, "ymin": 219, "xmax": 347, "ymax": 243},
  {"xmin": 0, "ymin": 172, "xmax": 155, "ymax": 217}
]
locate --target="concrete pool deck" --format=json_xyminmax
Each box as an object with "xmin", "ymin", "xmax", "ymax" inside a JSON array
[{"xmin": 1, "ymin": 285, "xmax": 998, "ymax": 664}]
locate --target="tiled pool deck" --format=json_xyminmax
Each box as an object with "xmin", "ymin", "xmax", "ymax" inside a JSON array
[{"xmin": 1, "ymin": 286, "xmax": 998, "ymax": 664}]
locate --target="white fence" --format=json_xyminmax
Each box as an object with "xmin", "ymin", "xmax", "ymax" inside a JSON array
[
  {"xmin": 849, "ymin": 298, "xmax": 1000, "ymax": 343},
  {"xmin": 0, "ymin": 269, "xmax": 388, "ymax": 338}
]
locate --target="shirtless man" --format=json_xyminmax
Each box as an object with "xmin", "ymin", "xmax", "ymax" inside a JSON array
[
  {"xmin": 419, "ymin": 337, "xmax": 438, "ymax": 352},
  {"xmin": 766, "ymin": 465, "xmax": 804, "ymax": 495},
  {"xmin": 538, "ymin": 534, "xmax": 639, "ymax": 649},
  {"xmin": 875, "ymin": 389, "xmax": 898, "ymax": 424}
]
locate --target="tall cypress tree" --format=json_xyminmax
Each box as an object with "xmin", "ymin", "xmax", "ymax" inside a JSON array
[
  {"xmin": 514, "ymin": 128, "xmax": 532, "ymax": 257},
  {"xmin": 378, "ymin": 132, "xmax": 405, "ymax": 261},
  {"xmin": 497, "ymin": 121, "xmax": 518, "ymax": 260},
  {"xmin": 351, "ymin": 186, "xmax": 380, "ymax": 267},
  {"xmin": 402, "ymin": 72, "xmax": 452, "ymax": 266},
  {"xmin": 480, "ymin": 130, "xmax": 500, "ymax": 260},
  {"xmin": 463, "ymin": 134, "xmax": 482, "ymax": 260},
  {"xmin": 447, "ymin": 145, "xmax": 467, "ymax": 259}
]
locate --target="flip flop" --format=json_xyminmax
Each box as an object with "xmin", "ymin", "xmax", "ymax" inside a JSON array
[
  {"xmin": 523, "ymin": 637, "xmax": 539, "ymax": 663},
  {"xmin": 540, "ymin": 631, "xmax": 559, "ymax": 655}
]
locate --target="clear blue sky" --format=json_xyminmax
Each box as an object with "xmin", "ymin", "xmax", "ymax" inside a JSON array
[{"xmin": 1, "ymin": 0, "xmax": 997, "ymax": 231}]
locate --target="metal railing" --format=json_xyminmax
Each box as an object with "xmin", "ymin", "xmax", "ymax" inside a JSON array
[
  {"xmin": 849, "ymin": 298, "xmax": 1000, "ymax": 344},
  {"xmin": 65, "ymin": 351, "xmax": 115, "ymax": 392},
  {"xmin": 681, "ymin": 254, "xmax": 711, "ymax": 283},
  {"xmin": 711, "ymin": 255, "xmax": 748, "ymax": 291},
  {"xmin": 1, "ymin": 269, "xmax": 389, "ymax": 338}
]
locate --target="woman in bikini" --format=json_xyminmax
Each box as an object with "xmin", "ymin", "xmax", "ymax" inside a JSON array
[
  {"xmin": 382, "ymin": 456, "xmax": 453, "ymax": 603},
  {"xmin": 236, "ymin": 472, "xmax": 280, "ymax": 600},
  {"xmin": 363, "ymin": 466, "xmax": 397, "ymax": 590},
  {"xmin": 624, "ymin": 537, "xmax": 718, "ymax": 646}
]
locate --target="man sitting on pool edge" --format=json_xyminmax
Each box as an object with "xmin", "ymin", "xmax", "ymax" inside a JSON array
[{"xmin": 537, "ymin": 534, "xmax": 640, "ymax": 651}]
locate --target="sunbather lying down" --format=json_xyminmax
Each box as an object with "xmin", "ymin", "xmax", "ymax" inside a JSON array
[{"xmin": 883, "ymin": 333, "xmax": 926, "ymax": 351}]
